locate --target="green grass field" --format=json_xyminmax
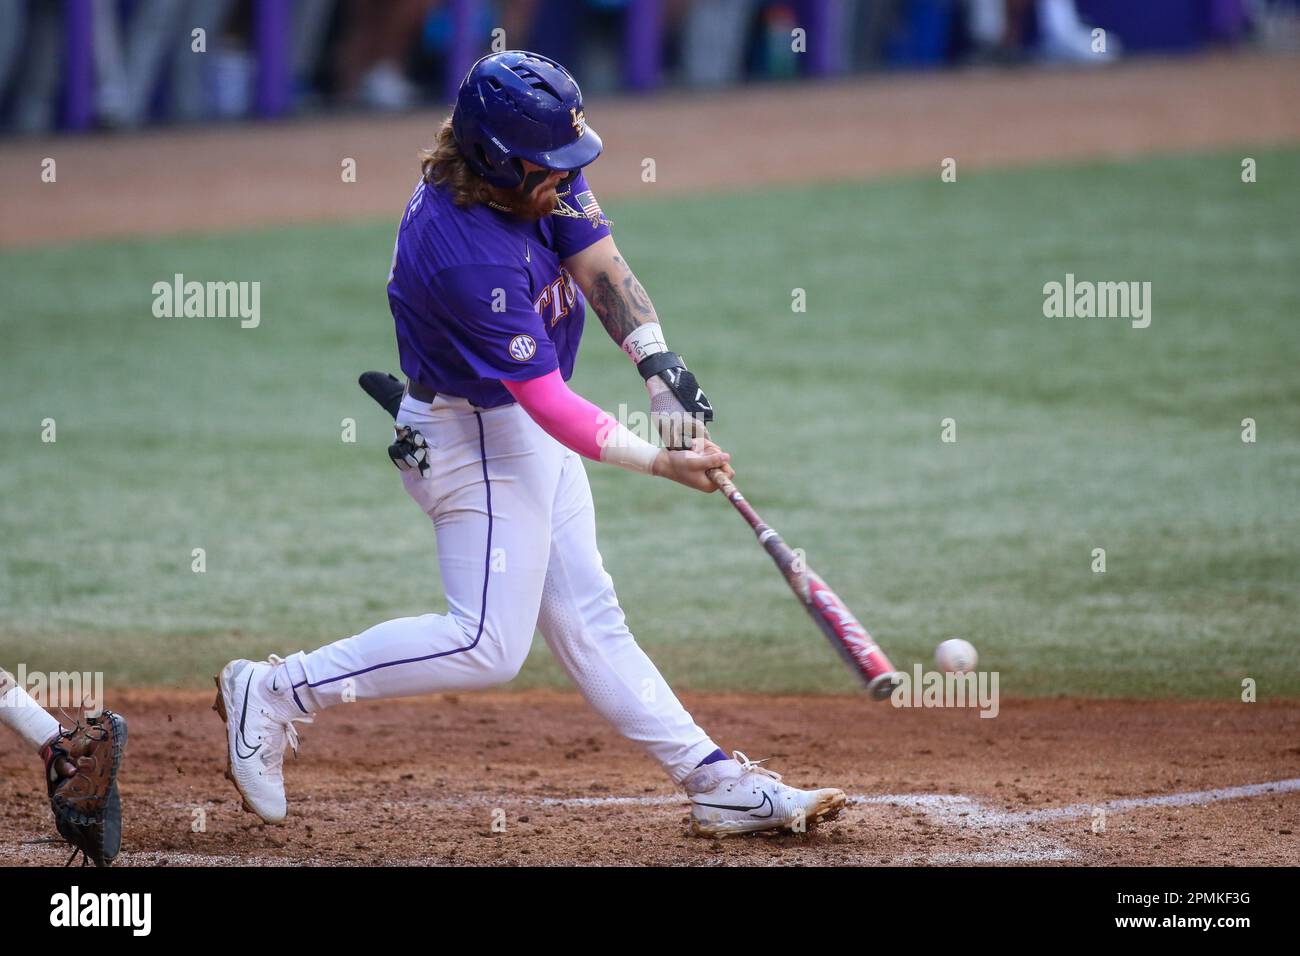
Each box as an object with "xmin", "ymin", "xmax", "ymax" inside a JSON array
[{"xmin": 2, "ymin": 148, "xmax": 1297, "ymax": 697}]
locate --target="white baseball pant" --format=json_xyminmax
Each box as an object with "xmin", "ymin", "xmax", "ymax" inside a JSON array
[{"xmin": 281, "ymin": 393, "xmax": 719, "ymax": 783}]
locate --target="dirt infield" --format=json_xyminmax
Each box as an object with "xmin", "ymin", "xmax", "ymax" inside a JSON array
[
  {"xmin": 1, "ymin": 53, "xmax": 1297, "ymax": 248},
  {"xmin": 2, "ymin": 691, "xmax": 1296, "ymax": 866}
]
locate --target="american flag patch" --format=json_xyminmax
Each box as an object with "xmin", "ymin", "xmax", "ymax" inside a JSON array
[{"xmin": 575, "ymin": 190, "xmax": 602, "ymax": 224}]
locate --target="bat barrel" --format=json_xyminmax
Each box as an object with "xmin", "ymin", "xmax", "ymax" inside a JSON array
[{"xmin": 866, "ymin": 671, "xmax": 902, "ymax": 701}]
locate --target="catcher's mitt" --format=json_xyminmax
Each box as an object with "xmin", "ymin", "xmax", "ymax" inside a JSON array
[{"xmin": 40, "ymin": 711, "xmax": 127, "ymax": 867}]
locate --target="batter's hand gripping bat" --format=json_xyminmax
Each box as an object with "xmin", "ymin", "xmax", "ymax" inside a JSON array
[{"xmin": 706, "ymin": 467, "xmax": 901, "ymax": 700}]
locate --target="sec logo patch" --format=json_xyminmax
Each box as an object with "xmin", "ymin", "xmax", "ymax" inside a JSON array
[{"xmin": 508, "ymin": 334, "xmax": 537, "ymax": 362}]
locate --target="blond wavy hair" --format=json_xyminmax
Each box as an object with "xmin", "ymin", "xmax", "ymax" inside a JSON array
[{"xmin": 419, "ymin": 117, "xmax": 496, "ymax": 208}]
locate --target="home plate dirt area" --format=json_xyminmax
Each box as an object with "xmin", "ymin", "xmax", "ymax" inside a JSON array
[{"xmin": 2, "ymin": 691, "xmax": 1297, "ymax": 866}]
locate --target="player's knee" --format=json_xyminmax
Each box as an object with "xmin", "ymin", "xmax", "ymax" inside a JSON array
[
  {"xmin": 487, "ymin": 651, "xmax": 527, "ymax": 684},
  {"xmin": 453, "ymin": 615, "xmax": 530, "ymax": 684},
  {"xmin": 474, "ymin": 641, "xmax": 528, "ymax": 685}
]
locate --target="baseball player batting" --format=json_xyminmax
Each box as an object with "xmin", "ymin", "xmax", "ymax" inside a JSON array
[{"xmin": 215, "ymin": 51, "xmax": 845, "ymax": 838}]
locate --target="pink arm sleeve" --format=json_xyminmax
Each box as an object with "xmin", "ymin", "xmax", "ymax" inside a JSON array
[{"xmin": 503, "ymin": 369, "xmax": 616, "ymax": 462}]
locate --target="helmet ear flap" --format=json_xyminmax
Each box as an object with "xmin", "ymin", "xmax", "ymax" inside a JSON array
[{"xmin": 466, "ymin": 134, "xmax": 524, "ymax": 188}]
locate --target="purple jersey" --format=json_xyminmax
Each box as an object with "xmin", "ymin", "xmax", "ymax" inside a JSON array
[{"xmin": 387, "ymin": 172, "xmax": 612, "ymax": 408}]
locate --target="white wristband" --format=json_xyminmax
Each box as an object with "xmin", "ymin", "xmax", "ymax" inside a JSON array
[
  {"xmin": 598, "ymin": 421, "xmax": 660, "ymax": 474},
  {"xmin": 620, "ymin": 323, "xmax": 669, "ymax": 364}
]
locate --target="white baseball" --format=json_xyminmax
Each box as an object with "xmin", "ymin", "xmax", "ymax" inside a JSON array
[{"xmin": 935, "ymin": 638, "xmax": 977, "ymax": 674}]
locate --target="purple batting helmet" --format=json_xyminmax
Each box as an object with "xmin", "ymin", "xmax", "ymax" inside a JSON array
[{"xmin": 451, "ymin": 50, "xmax": 603, "ymax": 190}]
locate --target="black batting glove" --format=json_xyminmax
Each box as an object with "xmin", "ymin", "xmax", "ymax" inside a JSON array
[
  {"xmin": 389, "ymin": 425, "xmax": 430, "ymax": 477},
  {"xmin": 637, "ymin": 351, "xmax": 714, "ymax": 450}
]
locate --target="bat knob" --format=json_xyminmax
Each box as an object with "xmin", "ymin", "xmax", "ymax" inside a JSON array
[{"xmin": 866, "ymin": 672, "xmax": 901, "ymax": 702}]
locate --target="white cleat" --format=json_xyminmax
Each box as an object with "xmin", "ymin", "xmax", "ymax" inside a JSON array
[
  {"xmin": 212, "ymin": 656, "xmax": 311, "ymax": 823},
  {"xmin": 684, "ymin": 751, "xmax": 846, "ymax": 838}
]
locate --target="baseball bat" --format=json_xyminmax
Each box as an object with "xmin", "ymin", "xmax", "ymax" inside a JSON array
[{"xmin": 706, "ymin": 467, "xmax": 901, "ymax": 700}]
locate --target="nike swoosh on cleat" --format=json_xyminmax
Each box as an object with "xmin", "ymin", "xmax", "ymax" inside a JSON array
[
  {"xmin": 234, "ymin": 670, "xmax": 262, "ymax": 760},
  {"xmin": 691, "ymin": 791, "xmax": 775, "ymax": 819}
]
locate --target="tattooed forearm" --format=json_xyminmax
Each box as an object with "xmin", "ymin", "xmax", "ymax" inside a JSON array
[{"xmin": 588, "ymin": 256, "xmax": 660, "ymax": 345}]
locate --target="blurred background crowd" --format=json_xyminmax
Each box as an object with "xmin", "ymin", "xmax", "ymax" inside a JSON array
[{"xmin": 1, "ymin": 0, "xmax": 1297, "ymax": 135}]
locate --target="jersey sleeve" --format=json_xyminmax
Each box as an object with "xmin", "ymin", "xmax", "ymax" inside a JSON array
[
  {"xmin": 552, "ymin": 171, "xmax": 612, "ymax": 260},
  {"xmin": 430, "ymin": 264, "xmax": 558, "ymax": 382}
]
